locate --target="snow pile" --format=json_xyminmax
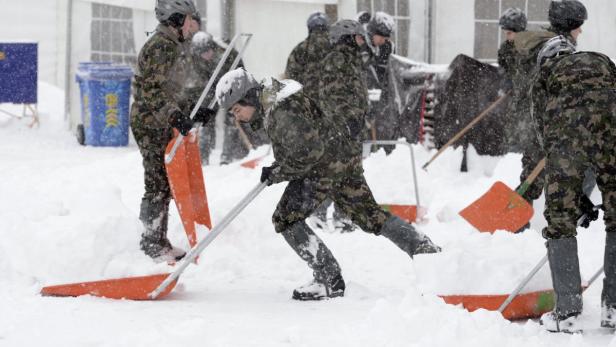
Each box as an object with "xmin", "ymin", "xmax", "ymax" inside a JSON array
[{"xmin": 0, "ymin": 82, "xmax": 614, "ymax": 345}]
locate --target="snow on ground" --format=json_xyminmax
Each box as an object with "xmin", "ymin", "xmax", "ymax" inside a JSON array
[{"xmin": 0, "ymin": 83, "xmax": 614, "ymax": 346}]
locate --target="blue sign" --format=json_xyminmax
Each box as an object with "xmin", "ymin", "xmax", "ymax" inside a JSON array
[{"xmin": 0, "ymin": 43, "xmax": 37, "ymax": 104}]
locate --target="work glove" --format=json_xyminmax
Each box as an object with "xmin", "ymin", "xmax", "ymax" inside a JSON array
[
  {"xmin": 191, "ymin": 105, "xmax": 217, "ymax": 125},
  {"xmin": 260, "ymin": 165, "xmax": 281, "ymax": 186},
  {"xmin": 579, "ymin": 194, "xmax": 599, "ymax": 228},
  {"xmin": 169, "ymin": 111, "xmax": 194, "ymax": 136}
]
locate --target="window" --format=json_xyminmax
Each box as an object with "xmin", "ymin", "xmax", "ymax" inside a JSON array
[
  {"xmin": 357, "ymin": 0, "xmax": 411, "ymax": 57},
  {"xmin": 474, "ymin": 0, "xmax": 550, "ymax": 62},
  {"xmin": 91, "ymin": 3, "xmax": 137, "ymax": 66}
]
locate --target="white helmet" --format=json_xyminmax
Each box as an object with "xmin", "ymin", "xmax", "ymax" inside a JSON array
[{"xmin": 216, "ymin": 68, "xmax": 261, "ymax": 111}]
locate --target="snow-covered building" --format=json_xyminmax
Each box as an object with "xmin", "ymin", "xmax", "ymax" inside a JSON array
[{"xmin": 1, "ymin": 0, "xmax": 614, "ymax": 131}]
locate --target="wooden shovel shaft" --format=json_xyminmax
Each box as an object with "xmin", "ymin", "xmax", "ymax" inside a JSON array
[
  {"xmin": 422, "ymin": 92, "xmax": 510, "ymax": 170},
  {"xmin": 235, "ymin": 118, "xmax": 255, "ymax": 150},
  {"xmin": 515, "ymin": 158, "xmax": 546, "ymax": 197}
]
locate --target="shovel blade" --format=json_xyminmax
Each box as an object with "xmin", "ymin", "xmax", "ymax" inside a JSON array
[
  {"xmin": 165, "ymin": 134, "xmax": 212, "ymax": 248},
  {"xmin": 240, "ymin": 156, "xmax": 263, "ymax": 169},
  {"xmin": 439, "ymin": 289, "xmax": 555, "ymax": 320},
  {"xmin": 459, "ymin": 181, "xmax": 533, "ymax": 233},
  {"xmin": 382, "ymin": 204, "xmax": 426, "ymax": 223},
  {"xmin": 41, "ymin": 273, "xmax": 176, "ymax": 300}
]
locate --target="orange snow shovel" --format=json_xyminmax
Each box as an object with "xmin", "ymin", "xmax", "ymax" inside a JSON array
[
  {"xmin": 459, "ymin": 158, "xmax": 545, "ymax": 233},
  {"xmin": 41, "ymin": 273, "xmax": 177, "ymax": 300},
  {"xmin": 165, "ymin": 132, "xmax": 212, "ymax": 248}
]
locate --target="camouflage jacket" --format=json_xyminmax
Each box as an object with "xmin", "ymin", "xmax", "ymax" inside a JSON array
[
  {"xmin": 132, "ymin": 24, "xmax": 193, "ymax": 129},
  {"xmin": 317, "ymin": 42, "xmax": 369, "ymax": 141},
  {"xmin": 249, "ymin": 79, "xmax": 355, "ymax": 183},
  {"xmin": 498, "ymin": 40, "xmax": 518, "ymax": 77},
  {"xmin": 532, "ymin": 51, "xmax": 616, "ymax": 151},
  {"xmin": 284, "ymin": 30, "xmax": 331, "ymax": 101}
]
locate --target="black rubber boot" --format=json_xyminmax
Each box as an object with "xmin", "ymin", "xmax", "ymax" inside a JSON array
[
  {"xmin": 602, "ymin": 232, "xmax": 616, "ymax": 328},
  {"xmin": 281, "ymin": 221, "xmax": 344, "ymax": 300},
  {"xmin": 540, "ymin": 237, "xmax": 583, "ymax": 333},
  {"xmin": 379, "ymin": 216, "xmax": 441, "ymax": 258},
  {"xmin": 139, "ymin": 198, "xmax": 185, "ymax": 263}
]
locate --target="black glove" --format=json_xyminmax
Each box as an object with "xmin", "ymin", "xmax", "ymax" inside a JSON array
[
  {"xmin": 169, "ymin": 111, "xmax": 194, "ymax": 136},
  {"xmin": 347, "ymin": 118, "xmax": 363, "ymax": 141},
  {"xmin": 579, "ymin": 195, "xmax": 599, "ymax": 228},
  {"xmin": 260, "ymin": 165, "xmax": 279, "ymax": 186},
  {"xmin": 193, "ymin": 106, "xmax": 217, "ymax": 125}
]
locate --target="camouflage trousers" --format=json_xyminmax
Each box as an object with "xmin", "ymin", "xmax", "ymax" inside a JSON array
[
  {"xmin": 272, "ymin": 163, "xmax": 391, "ymax": 234},
  {"xmin": 131, "ymin": 122, "xmax": 174, "ymax": 237},
  {"xmin": 543, "ymin": 134, "xmax": 616, "ymax": 239}
]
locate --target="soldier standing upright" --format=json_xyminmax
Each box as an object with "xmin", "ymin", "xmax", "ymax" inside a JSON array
[
  {"xmin": 284, "ymin": 11, "xmax": 331, "ymax": 101},
  {"xmin": 512, "ymin": 0, "xmax": 591, "ymax": 229},
  {"xmin": 497, "ymin": 7, "xmax": 528, "ymax": 152},
  {"xmin": 533, "ymin": 35, "xmax": 616, "ymax": 333},
  {"xmin": 215, "ymin": 68, "xmax": 441, "ymax": 301},
  {"xmin": 130, "ymin": 0, "xmax": 215, "ymax": 262},
  {"xmin": 364, "ymin": 12, "xmax": 396, "ymax": 153}
]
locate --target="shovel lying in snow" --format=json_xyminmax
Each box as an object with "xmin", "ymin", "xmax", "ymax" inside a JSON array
[
  {"xmin": 459, "ymin": 158, "xmax": 545, "ymax": 233},
  {"xmin": 240, "ymin": 146, "xmax": 272, "ymax": 169},
  {"xmin": 363, "ymin": 140, "xmax": 426, "ymax": 223},
  {"xmin": 41, "ymin": 183, "xmax": 267, "ymax": 300}
]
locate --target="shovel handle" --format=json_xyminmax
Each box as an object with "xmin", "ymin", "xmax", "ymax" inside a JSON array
[
  {"xmin": 149, "ymin": 182, "xmax": 267, "ymax": 299},
  {"xmin": 422, "ymin": 92, "xmax": 509, "ymax": 170},
  {"xmin": 165, "ymin": 33, "xmax": 253, "ymax": 164},
  {"xmin": 515, "ymin": 158, "xmax": 546, "ymax": 197},
  {"xmin": 498, "ymin": 255, "xmax": 548, "ymax": 313},
  {"xmin": 235, "ymin": 118, "xmax": 255, "ymax": 151}
]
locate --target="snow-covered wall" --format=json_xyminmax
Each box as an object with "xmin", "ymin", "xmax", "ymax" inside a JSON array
[{"xmin": 235, "ymin": 0, "xmax": 327, "ymax": 79}]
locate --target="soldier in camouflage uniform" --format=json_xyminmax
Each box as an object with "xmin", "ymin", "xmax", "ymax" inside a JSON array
[
  {"xmin": 363, "ymin": 12, "xmax": 396, "ymax": 154},
  {"xmin": 189, "ymin": 30, "xmax": 251, "ymax": 164},
  {"xmin": 533, "ymin": 33, "xmax": 616, "ymax": 333},
  {"xmin": 511, "ymin": 0, "xmax": 595, "ymax": 219},
  {"xmin": 130, "ymin": 0, "xmax": 215, "ymax": 263},
  {"xmin": 284, "ymin": 12, "xmax": 331, "ymax": 101},
  {"xmin": 497, "ymin": 8, "xmax": 528, "ymax": 153},
  {"xmin": 215, "ymin": 68, "xmax": 441, "ymax": 300},
  {"xmin": 309, "ymin": 19, "xmax": 370, "ymax": 232}
]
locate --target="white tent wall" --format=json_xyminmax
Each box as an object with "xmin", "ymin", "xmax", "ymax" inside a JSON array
[
  {"xmin": 577, "ymin": 0, "xmax": 616, "ymax": 58},
  {"xmin": 430, "ymin": 0, "xmax": 474, "ymax": 64},
  {"xmin": 0, "ymin": 1, "xmax": 60, "ymax": 85},
  {"xmin": 234, "ymin": 0, "xmax": 330, "ymax": 79}
]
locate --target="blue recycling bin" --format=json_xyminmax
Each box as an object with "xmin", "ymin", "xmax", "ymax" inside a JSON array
[
  {"xmin": 76, "ymin": 63, "xmax": 133, "ymax": 146},
  {"xmin": 76, "ymin": 62, "xmax": 112, "ymax": 128}
]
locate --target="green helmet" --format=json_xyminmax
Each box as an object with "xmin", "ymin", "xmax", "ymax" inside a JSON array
[
  {"xmin": 548, "ymin": 0, "xmax": 587, "ymax": 33},
  {"xmin": 216, "ymin": 68, "xmax": 261, "ymax": 111},
  {"xmin": 155, "ymin": 0, "xmax": 198, "ymax": 24},
  {"xmin": 329, "ymin": 19, "xmax": 366, "ymax": 43}
]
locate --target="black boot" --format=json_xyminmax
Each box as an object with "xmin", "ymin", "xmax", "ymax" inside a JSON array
[
  {"xmin": 139, "ymin": 198, "xmax": 185, "ymax": 263},
  {"xmin": 540, "ymin": 237, "xmax": 583, "ymax": 333},
  {"xmin": 602, "ymin": 232, "xmax": 616, "ymax": 328},
  {"xmin": 281, "ymin": 221, "xmax": 344, "ymax": 300},
  {"xmin": 379, "ymin": 216, "xmax": 441, "ymax": 258}
]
